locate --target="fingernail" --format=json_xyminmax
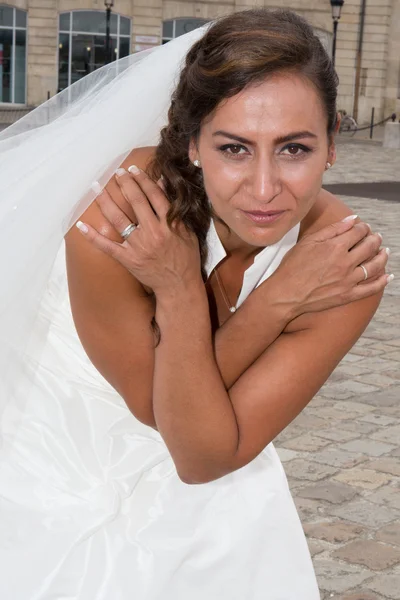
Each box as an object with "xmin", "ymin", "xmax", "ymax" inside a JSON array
[
  {"xmin": 76, "ymin": 221, "xmax": 89, "ymax": 234},
  {"xmin": 365, "ymin": 223, "xmax": 371, "ymax": 231},
  {"xmin": 377, "ymin": 232, "xmax": 383, "ymax": 242},
  {"xmin": 342, "ymin": 214, "xmax": 358, "ymax": 222},
  {"xmin": 91, "ymin": 181, "xmax": 103, "ymax": 194},
  {"xmin": 115, "ymin": 168, "xmax": 126, "ymax": 177},
  {"xmin": 386, "ymin": 274, "xmax": 395, "ymax": 284},
  {"xmin": 128, "ymin": 165, "xmax": 140, "ymax": 175},
  {"xmin": 385, "ymin": 247, "xmax": 391, "ymax": 256}
]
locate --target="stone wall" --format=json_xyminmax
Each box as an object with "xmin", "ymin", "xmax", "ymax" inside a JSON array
[
  {"xmin": 26, "ymin": 0, "xmax": 58, "ymax": 105},
  {"xmin": 1, "ymin": 0, "xmax": 399, "ymax": 125}
]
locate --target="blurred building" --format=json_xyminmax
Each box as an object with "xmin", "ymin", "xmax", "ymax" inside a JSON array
[{"xmin": 0, "ymin": 0, "xmax": 399, "ymax": 124}]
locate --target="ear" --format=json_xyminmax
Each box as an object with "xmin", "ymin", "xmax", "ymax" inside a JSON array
[
  {"xmin": 188, "ymin": 137, "xmax": 199, "ymax": 165},
  {"xmin": 326, "ymin": 139, "xmax": 337, "ymax": 167},
  {"xmin": 327, "ymin": 113, "xmax": 340, "ymax": 165},
  {"xmin": 334, "ymin": 111, "xmax": 341, "ymax": 135}
]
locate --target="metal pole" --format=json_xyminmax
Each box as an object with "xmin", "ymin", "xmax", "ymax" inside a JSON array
[
  {"xmin": 370, "ymin": 107, "xmax": 375, "ymax": 139},
  {"xmin": 105, "ymin": 6, "xmax": 111, "ymax": 64},
  {"xmin": 353, "ymin": 0, "xmax": 367, "ymax": 123},
  {"xmin": 332, "ymin": 19, "xmax": 338, "ymax": 67}
]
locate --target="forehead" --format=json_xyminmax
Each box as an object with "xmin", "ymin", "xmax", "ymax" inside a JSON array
[{"xmin": 202, "ymin": 72, "xmax": 327, "ymax": 137}]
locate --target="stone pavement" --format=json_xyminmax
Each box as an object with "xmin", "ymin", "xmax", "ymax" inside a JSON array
[
  {"xmin": 274, "ymin": 142, "xmax": 400, "ymax": 600},
  {"xmin": 323, "ymin": 142, "xmax": 400, "ymax": 185}
]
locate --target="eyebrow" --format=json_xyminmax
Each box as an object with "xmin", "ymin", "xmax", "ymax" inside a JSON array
[{"xmin": 212, "ymin": 129, "xmax": 318, "ymax": 145}]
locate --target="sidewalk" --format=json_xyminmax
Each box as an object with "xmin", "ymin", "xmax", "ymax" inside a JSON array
[{"xmin": 274, "ymin": 142, "xmax": 400, "ymax": 600}]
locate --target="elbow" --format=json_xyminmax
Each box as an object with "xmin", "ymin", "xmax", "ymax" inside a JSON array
[
  {"xmin": 177, "ymin": 464, "xmax": 231, "ymax": 485},
  {"xmin": 178, "ymin": 474, "xmax": 202, "ymax": 485},
  {"xmin": 178, "ymin": 473, "xmax": 213, "ymax": 485}
]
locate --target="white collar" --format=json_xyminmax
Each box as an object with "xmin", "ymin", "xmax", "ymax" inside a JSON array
[{"xmin": 204, "ymin": 218, "xmax": 300, "ymax": 279}]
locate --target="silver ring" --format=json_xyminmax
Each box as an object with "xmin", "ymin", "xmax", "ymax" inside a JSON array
[
  {"xmin": 121, "ymin": 222, "xmax": 138, "ymax": 240},
  {"xmin": 360, "ymin": 264, "xmax": 368, "ymax": 281}
]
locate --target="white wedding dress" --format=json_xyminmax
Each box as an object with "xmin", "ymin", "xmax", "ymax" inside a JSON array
[
  {"xmin": 0, "ymin": 22, "xmax": 320, "ymax": 600},
  {"xmin": 0, "ymin": 220, "xmax": 320, "ymax": 599}
]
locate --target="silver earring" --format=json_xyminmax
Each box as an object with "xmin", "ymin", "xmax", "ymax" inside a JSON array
[
  {"xmin": 193, "ymin": 159, "xmax": 201, "ymax": 168},
  {"xmin": 326, "ymin": 162, "xmax": 332, "ymax": 170}
]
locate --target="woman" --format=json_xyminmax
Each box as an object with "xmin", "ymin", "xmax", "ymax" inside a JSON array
[{"xmin": 0, "ymin": 8, "xmax": 391, "ymax": 600}]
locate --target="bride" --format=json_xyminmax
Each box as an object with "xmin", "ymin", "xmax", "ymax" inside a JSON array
[{"xmin": 0, "ymin": 8, "xmax": 391, "ymax": 600}]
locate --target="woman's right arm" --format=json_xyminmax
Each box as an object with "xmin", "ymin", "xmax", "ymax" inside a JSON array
[
  {"xmin": 65, "ymin": 197, "xmax": 157, "ymax": 427},
  {"xmin": 64, "ymin": 149, "xmax": 158, "ymax": 428}
]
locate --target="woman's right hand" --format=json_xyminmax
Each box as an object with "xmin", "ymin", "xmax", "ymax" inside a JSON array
[{"xmin": 269, "ymin": 217, "xmax": 392, "ymax": 318}]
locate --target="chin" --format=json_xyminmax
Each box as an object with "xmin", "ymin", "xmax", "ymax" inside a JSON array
[
  {"xmin": 241, "ymin": 218, "xmax": 296, "ymax": 247},
  {"xmin": 231, "ymin": 225, "xmax": 286, "ymax": 248}
]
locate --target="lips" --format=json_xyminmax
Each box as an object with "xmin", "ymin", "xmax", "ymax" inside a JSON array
[
  {"xmin": 244, "ymin": 210, "xmax": 284, "ymax": 216},
  {"xmin": 240, "ymin": 209, "xmax": 286, "ymax": 224}
]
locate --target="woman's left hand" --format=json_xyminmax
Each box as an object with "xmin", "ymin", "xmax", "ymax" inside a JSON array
[{"xmin": 76, "ymin": 165, "xmax": 202, "ymax": 295}]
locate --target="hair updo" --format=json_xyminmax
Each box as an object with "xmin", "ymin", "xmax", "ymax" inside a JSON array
[{"xmin": 149, "ymin": 7, "xmax": 338, "ymax": 281}]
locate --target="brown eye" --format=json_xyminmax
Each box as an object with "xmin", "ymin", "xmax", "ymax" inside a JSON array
[
  {"xmin": 230, "ymin": 145, "xmax": 242, "ymax": 154},
  {"xmin": 219, "ymin": 143, "xmax": 248, "ymax": 158},
  {"xmin": 287, "ymin": 145, "xmax": 300, "ymax": 155},
  {"xmin": 281, "ymin": 143, "xmax": 311, "ymax": 157}
]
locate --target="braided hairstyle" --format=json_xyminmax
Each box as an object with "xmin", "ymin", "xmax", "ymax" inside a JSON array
[{"xmin": 147, "ymin": 8, "xmax": 338, "ymax": 341}]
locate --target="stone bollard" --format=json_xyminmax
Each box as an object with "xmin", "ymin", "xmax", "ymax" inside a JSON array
[{"xmin": 383, "ymin": 121, "xmax": 400, "ymax": 149}]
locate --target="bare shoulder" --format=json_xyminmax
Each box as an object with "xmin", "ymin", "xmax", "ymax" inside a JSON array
[
  {"xmin": 299, "ymin": 188, "xmax": 354, "ymax": 240},
  {"xmin": 64, "ymin": 144, "xmax": 159, "ymax": 310},
  {"xmin": 286, "ymin": 188, "xmax": 382, "ymax": 334},
  {"xmin": 65, "ymin": 146, "xmax": 157, "ymax": 244},
  {"xmin": 64, "ymin": 145, "xmax": 159, "ymax": 301}
]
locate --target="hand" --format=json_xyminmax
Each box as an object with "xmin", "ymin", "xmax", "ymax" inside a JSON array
[
  {"xmin": 269, "ymin": 217, "xmax": 392, "ymax": 318},
  {"xmin": 75, "ymin": 166, "xmax": 202, "ymax": 295}
]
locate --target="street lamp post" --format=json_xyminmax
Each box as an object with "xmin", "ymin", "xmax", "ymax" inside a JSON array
[
  {"xmin": 330, "ymin": 0, "xmax": 344, "ymax": 67},
  {"xmin": 104, "ymin": 0, "xmax": 114, "ymax": 64}
]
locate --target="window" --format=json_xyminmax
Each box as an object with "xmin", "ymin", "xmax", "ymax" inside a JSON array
[
  {"xmin": 0, "ymin": 5, "xmax": 27, "ymax": 104},
  {"xmin": 162, "ymin": 18, "xmax": 208, "ymax": 44},
  {"xmin": 58, "ymin": 11, "xmax": 131, "ymax": 92}
]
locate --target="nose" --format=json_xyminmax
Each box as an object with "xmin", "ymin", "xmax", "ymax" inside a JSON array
[{"xmin": 249, "ymin": 156, "xmax": 282, "ymax": 204}]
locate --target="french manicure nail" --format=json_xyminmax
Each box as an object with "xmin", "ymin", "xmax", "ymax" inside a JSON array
[
  {"xmin": 377, "ymin": 232, "xmax": 383, "ymax": 241},
  {"xmin": 91, "ymin": 181, "xmax": 103, "ymax": 194},
  {"xmin": 116, "ymin": 168, "xmax": 126, "ymax": 177},
  {"xmin": 387, "ymin": 274, "xmax": 395, "ymax": 284},
  {"xmin": 76, "ymin": 221, "xmax": 89, "ymax": 234},
  {"xmin": 128, "ymin": 164, "xmax": 140, "ymax": 175},
  {"xmin": 385, "ymin": 247, "xmax": 391, "ymax": 256},
  {"xmin": 342, "ymin": 214, "xmax": 358, "ymax": 222}
]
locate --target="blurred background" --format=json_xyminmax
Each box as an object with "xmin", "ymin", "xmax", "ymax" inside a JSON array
[{"xmin": 0, "ymin": 0, "xmax": 399, "ymax": 130}]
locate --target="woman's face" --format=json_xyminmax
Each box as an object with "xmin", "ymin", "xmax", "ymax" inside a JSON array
[{"xmin": 189, "ymin": 72, "xmax": 335, "ymax": 250}]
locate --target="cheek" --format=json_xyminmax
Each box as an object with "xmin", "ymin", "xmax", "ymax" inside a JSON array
[
  {"xmin": 202, "ymin": 163, "xmax": 242, "ymax": 203},
  {"xmin": 284, "ymin": 160, "xmax": 325, "ymax": 196}
]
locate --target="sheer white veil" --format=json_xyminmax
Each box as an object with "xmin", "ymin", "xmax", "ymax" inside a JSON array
[{"xmin": 0, "ymin": 24, "xmax": 211, "ymax": 430}]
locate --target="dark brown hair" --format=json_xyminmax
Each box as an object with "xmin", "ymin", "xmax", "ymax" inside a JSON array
[{"xmin": 148, "ymin": 8, "xmax": 338, "ymax": 340}]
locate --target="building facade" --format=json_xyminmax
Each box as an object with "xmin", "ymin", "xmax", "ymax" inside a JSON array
[{"xmin": 0, "ymin": 0, "xmax": 399, "ymax": 124}]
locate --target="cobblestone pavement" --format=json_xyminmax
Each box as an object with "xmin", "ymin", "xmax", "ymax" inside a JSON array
[
  {"xmin": 323, "ymin": 142, "xmax": 400, "ymax": 185},
  {"xmin": 274, "ymin": 142, "xmax": 400, "ymax": 600}
]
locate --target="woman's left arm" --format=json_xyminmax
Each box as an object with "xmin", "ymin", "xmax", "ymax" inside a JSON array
[
  {"xmin": 153, "ymin": 283, "xmax": 382, "ymax": 484},
  {"xmin": 78, "ymin": 166, "xmax": 385, "ymax": 484}
]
